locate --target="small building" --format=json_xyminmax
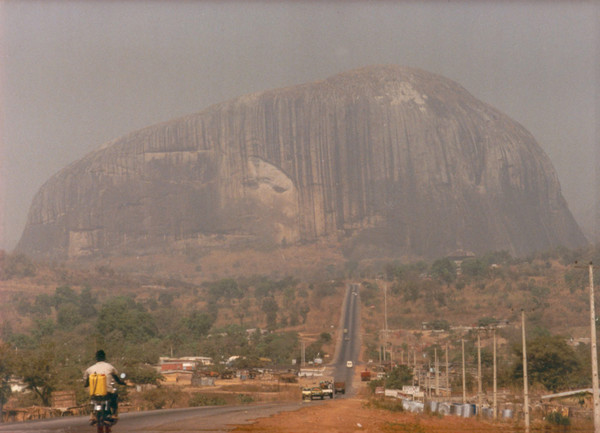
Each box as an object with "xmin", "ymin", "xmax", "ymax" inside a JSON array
[{"xmin": 159, "ymin": 356, "xmax": 212, "ymax": 372}]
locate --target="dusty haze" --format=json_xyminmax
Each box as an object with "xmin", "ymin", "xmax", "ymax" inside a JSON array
[{"xmin": 1, "ymin": 1, "xmax": 598, "ymax": 251}]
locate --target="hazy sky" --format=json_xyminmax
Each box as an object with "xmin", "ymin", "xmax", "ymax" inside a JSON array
[{"xmin": 1, "ymin": 1, "xmax": 598, "ymax": 250}]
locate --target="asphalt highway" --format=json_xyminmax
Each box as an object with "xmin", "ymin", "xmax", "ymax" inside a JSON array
[{"xmin": 0, "ymin": 284, "xmax": 362, "ymax": 432}]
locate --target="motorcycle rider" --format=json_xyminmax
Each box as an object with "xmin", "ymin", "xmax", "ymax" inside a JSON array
[{"xmin": 84, "ymin": 350, "xmax": 126, "ymax": 423}]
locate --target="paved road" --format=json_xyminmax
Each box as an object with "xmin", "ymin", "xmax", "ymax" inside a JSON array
[
  {"xmin": 0, "ymin": 401, "xmax": 306, "ymax": 433},
  {"xmin": 331, "ymin": 283, "xmax": 361, "ymax": 395},
  {"xmin": 1, "ymin": 283, "xmax": 362, "ymax": 432}
]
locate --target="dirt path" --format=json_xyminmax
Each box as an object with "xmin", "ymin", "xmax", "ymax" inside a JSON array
[{"xmin": 231, "ymin": 397, "xmax": 525, "ymax": 433}]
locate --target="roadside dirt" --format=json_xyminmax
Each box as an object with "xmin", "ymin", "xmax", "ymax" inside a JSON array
[{"xmin": 231, "ymin": 397, "xmax": 522, "ymax": 433}]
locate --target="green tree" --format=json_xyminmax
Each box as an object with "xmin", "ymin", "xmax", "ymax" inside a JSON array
[
  {"xmin": 431, "ymin": 258, "xmax": 456, "ymax": 285},
  {"xmin": 513, "ymin": 335, "xmax": 580, "ymax": 392},
  {"xmin": 255, "ymin": 332, "xmax": 298, "ymax": 365},
  {"xmin": 0, "ymin": 253, "xmax": 36, "ymax": 279},
  {"xmin": 16, "ymin": 344, "xmax": 57, "ymax": 406},
  {"xmin": 57, "ymin": 303, "xmax": 83, "ymax": 330},
  {"xmin": 206, "ymin": 278, "xmax": 242, "ymax": 302},
  {"xmin": 261, "ymin": 297, "xmax": 279, "ymax": 330},
  {"xmin": 385, "ymin": 365, "xmax": 414, "ymax": 389},
  {"xmin": 125, "ymin": 363, "xmax": 163, "ymax": 385},
  {"xmin": 184, "ymin": 310, "xmax": 215, "ymax": 339},
  {"xmin": 78, "ymin": 286, "xmax": 98, "ymax": 318},
  {"xmin": 32, "ymin": 294, "xmax": 54, "ymax": 316},
  {"xmin": 461, "ymin": 258, "xmax": 487, "ymax": 278},
  {"xmin": 97, "ymin": 296, "xmax": 157, "ymax": 344},
  {"xmin": 0, "ymin": 343, "xmax": 15, "ymax": 421},
  {"xmin": 53, "ymin": 285, "xmax": 78, "ymax": 309}
]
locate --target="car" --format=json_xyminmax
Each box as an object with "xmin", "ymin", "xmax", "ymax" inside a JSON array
[
  {"xmin": 346, "ymin": 360, "xmax": 353, "ymax": 368},
  {"xmin": 310, "ymin": 386, "xmax": 324, "ymax": 400},
  {"xmin": 302, "ymin": 387, "xmax": 312, "ymax": 400}
]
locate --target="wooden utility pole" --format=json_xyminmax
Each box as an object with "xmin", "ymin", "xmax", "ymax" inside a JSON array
[
  {"xmin": 477, "ymin": 333, "xmax": 482, "ymax": 413},
  {"xmin": 575, "ymin": 261, "xmax": 600, "ymax": 433},
  {"xmin": 493, "ymin": 328, "xmax": 497, "ymax": 419},
  {"xmin": 588, "ymin": 262, "xmax": 600, "ymax": 433},
  {"xmin": 435, "ymin": 348, "xmax": 439, "ymax": 396},
  {"xmin": 522, "ymin": 310, "xmax": 530, "ymax": 433},
  {"xmin": 445, "ymin": 344, "xmax": 449, "ymax": 394},
  {"xmin": 462, "ymin": 339, "xmax": 466, "ymax": 404}
]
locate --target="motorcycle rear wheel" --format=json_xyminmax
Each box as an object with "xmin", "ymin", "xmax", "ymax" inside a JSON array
[{"xmin": 96, "ymin": 422, "xmax": 111, "ymax": 433}]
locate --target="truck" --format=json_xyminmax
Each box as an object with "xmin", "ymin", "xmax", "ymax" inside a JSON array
[
  {"xmin": 334, "ymin": 381, "xmax": 346, "ymax": 394},
  {"xmin": 360, "ymin": 370, "xmax": 372, "ymax": 382},
  {"xmin": 320, "ymin": 380, "xmax": 334, "ymax": 399}
]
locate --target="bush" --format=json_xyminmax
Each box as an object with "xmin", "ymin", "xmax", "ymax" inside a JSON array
[
  {"xmin": 140, "ymin": 387, "xmax": 183, "ymax": 409},
  {"xmin": 366, "ymin": 397, "xmax": 404, "ymax": 412},
  {"xmin": 546, "ymin": 411, "xmax": 570, "ymax": 426},
  {"xmin": 188, "ymin": 393, "xmax": 227, "ymax": 406},
  {"xmin": 237, "ymin": 394, "xmax": 254, "ymax": 404}
]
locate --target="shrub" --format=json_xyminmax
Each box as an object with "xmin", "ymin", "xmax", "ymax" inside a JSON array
[
  {"xmin": 546, "ymin": 411, "xmax": 570, "ymax": 426},
  {"xmin": 237, "ymin": 394, "xmax": 254, "ymax": 404},
  {"xmin": 189, "ymin": 393, "xmax": 227, "ymax": 406},
  {"xmin": 367, "ymin": 397, "xmax": 404, "ymax": 412}
]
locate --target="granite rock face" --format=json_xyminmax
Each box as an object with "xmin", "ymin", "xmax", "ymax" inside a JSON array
[{"xmin": 16, "ymin": 65, "xmax": 587, "ymax": 260}]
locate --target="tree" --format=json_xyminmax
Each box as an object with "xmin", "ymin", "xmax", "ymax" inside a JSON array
[
  {"xmin": 255, "ymin": 332, "xmax": 299, "ymax": 365},
  {"xmin": 97, "ymin": 296, "xmax": 157, "ymax": 344},
  {"xmin": 78, "ymin": 286, "xmax": 98, "ymax": 318},
  {"xmin": 431, "ymin": 258, "xmax": 456, "ymax": 285},
  {"xmin": 0, "ymin": 343, "xmax": 15, "ymax": 422},
  {"xmin": 461, "ymin": 258, "xmax": 487, "ymax": 278},
  {"xmin": 16, "ymin": 345, "xmax": 57, "ymax": 406},
  {"xmin": 261, "ymin": 297, "xmax": 279, "ymax": 330},
  {"xmin": 206, "ymin": 278, "xmax": 242, "ymax": 302},
  {"xmin": 125, "ymin": 363, "xmax": 163, "ymax": 385},
  {"xmin": 184, "ymin": 310, "xmax": 215, "ymax": 339},
  {"xmin": 0, "ymin": 253, "xmax": 36, "ymax": 279},
  {"xmin": 513, "ymin": 335, "xmax": 580, "ymax": 392},
  {"xmin": 385, "ymin": 365, "xmax": 414, "ymax": 389},
  {"xmin": 57, "ymin": 303, "xmax": 84, "ymax": 330}
]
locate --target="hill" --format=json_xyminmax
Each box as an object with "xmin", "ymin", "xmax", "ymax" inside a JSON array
[{"xmin": 16, "ymin": 65, "xmax": 586, "ymax": 263}]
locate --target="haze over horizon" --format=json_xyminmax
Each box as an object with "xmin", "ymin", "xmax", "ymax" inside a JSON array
[{"xmin": 1, "ymin": 1, "xmax": 598, "ymax": 252}]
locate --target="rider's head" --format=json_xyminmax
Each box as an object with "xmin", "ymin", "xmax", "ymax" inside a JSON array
[{"xmin": 95, "ymin": 350, "xmax": 107, "ymax": 362}]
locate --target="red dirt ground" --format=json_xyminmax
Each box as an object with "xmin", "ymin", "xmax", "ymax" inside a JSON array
[{"xmin": 231, "ymin": 397, "xmax": 532, "ymax": 433}]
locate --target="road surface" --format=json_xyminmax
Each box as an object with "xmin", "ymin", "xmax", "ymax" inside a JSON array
[
  {"xmin": 331, "ymin": 283, "xmax": 361, "ymax": 395},
  {"xmin": 1, "ymin": 283, "xmax": 362, "ymax": 432},
  {"xmin": 0, "ymin": 401, "xmax": 305, "ymax": 433}
]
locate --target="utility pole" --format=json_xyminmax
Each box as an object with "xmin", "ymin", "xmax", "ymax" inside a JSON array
[
  {"xmin": 462, "ymin": 339, "xmax": 466, "ymax": 404},
  {"xmin": 587, "ymin": 262, "xmax": 600, "ymax": 433},
  {"xmin": 575, "ymin": 261, "xmax": 600, "ymax": 433},
  {"xmin": 477, "ymin": 333, "xmax": 482, "ymax": 414},
  {"xmin": 384, "ymin": 281, "xmax": 388, "ymax": 336},
  {"xmin": 493, "ymin": 328, "xmax": 497, "ymax": 419},
  {"xmin": 435, "ymin": 347, "xmax": 439, "ymax": 397},
  {"xmin": 384, "ymin": 281, "xmax": 388, "ymax": 363},
  {"xmin": 445, "ymin": 344, "xmax": 449, "ymax": 395},
  {"xmin": 522, "ymin": 310, "xmax": 530, "ymax": 433}
]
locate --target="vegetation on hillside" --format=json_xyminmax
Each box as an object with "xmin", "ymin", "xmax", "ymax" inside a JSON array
[{"xmin": 0, "ymin": 244, "xmax": 599, "ymax": 408}]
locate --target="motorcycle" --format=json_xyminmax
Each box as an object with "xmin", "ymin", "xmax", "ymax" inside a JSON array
[
  {"xmin": 90, "ymin": 394, "xmax": 116, "ymax": 433},
  {"xmin": 89, "ymin": 373, "xmax": 126, "ymax": 433}
]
